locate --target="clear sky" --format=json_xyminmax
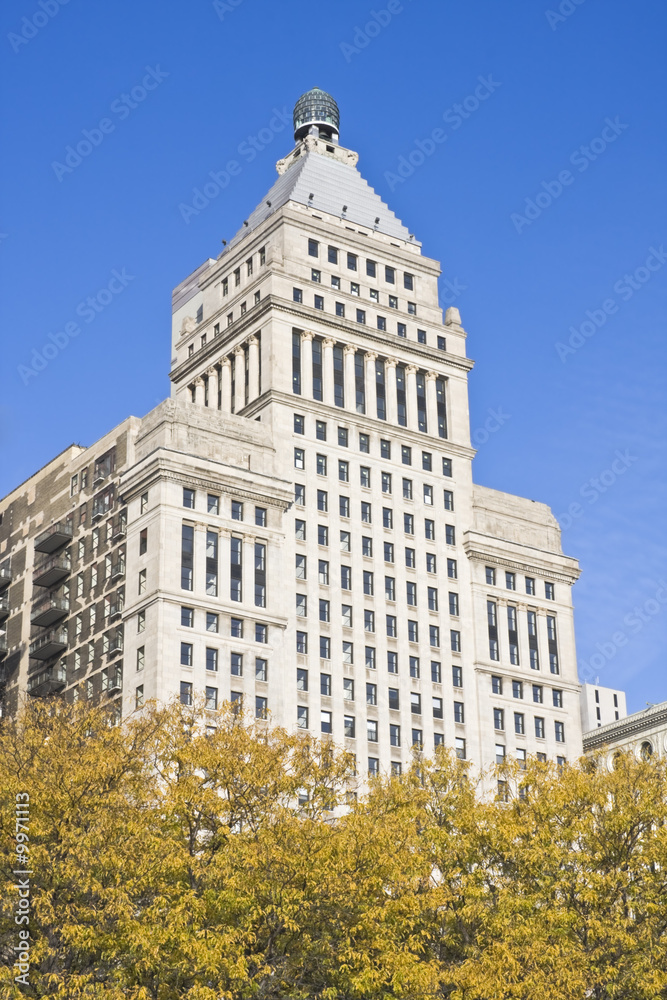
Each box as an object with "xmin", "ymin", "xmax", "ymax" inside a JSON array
[{"xmin": 1, "ymin": 0, "xmax": 665, "ymax": 712}]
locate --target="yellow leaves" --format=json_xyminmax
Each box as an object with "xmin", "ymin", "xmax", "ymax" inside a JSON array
[{"xmin": 1, "ymin": 701, "xmax": 667, "ymax": 998}]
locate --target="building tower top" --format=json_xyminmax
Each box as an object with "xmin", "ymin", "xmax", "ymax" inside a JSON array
[{"xmin": 293, "ymin": 87, "xmax": 340, "ymax": 143}]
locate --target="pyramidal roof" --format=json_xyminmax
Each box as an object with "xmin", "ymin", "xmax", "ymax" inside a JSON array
[{"xmin": 222, "ymin": 136, "xmax": 417, "ymax": 256}]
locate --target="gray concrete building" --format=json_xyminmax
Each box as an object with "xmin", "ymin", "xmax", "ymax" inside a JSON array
[{"xmin": 0, "ymin": 89, "xmax": 583, "ymax": 780}]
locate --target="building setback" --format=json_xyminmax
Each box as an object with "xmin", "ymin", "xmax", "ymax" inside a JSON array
[{"xmin": 0, "ymin": 89, "xmax": 583, "ymax": 782}]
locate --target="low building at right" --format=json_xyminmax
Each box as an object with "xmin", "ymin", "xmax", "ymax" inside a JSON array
[{"xmin": 582, "ymin": 695, "xmax": 667, "ymax": 763}]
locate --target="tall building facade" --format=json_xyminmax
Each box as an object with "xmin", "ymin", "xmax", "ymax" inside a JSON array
[{"xmin": 0, "ymin": 90, "xmax": 583, "ymax": 778}]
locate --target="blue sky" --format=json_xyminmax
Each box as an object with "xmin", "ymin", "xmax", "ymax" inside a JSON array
[{"xmin": 1, "ymin": 0, "xmax": 665, "ymax": 712}]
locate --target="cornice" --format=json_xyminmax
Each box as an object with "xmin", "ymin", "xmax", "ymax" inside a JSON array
[{"xmin": 583, "ymin": 704, "xmax": 667, "ymax": 750}]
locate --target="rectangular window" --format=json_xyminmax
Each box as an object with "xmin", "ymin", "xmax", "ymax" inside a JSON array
[
  {"xmin": 430, "ymin": 661, "xmax": 442, "ymax": 684},
  {"xmin": 386, "ymin": 615, "xmax": 397, "ymax": 637},
  {"xmin": 406, "ymin": 582, "xmax": 417, "ymax": 606},
  {"xmin": 318, "ymin": 560, "xmax": 329, "ymax": 585},
  {"xmin": 417, "ymin": 329, "xmax": 426, "ymax": 344},
  {"xmin": 514, "ymin": 712, "xmax": 525, "ymax": 735},
  {"xmin": 319, "ymin": 636, "xmax": 330, "ymax": 659},
  {"xmin": 314, "ymin": 294, "xmax": 324, "ymax": 310},
  {"xmin": 360, "ymin": 501, "xmax": 372, "ymax": 523},
  {"xmin": 535, "ymin": 717, "xmax": 545, "ymax": 739},
  {"xmin": 232, "ymin": 500, "xmax": 244, "ymax": 520},
  {"xmin": 255, "ymin": 507, "xmax": 267, "ymax": 527},
  {"xmin": 292, "ymin": 332, "xmax": 301, "ymax": 395},
  {"xmin": 506, "ymin": 571, "xmax": 516, "ymax": 591},
  {"xmin": 454, "ymin": 702, "xmax": 465, "ymax": 724},
  {"xmin": 513, "ymin": 680, "xmax": 523, "ymax": 699},
  {"xmin": 254, "ymin": 542, "xmax": 266, "ymax": 608},
  {"xmin": 385, "ymin": 576, "xmax": 396, "ymax": 601},
  {"xmin": 294, "ymin": 484, "xmax": 305, "ymax": 506},
  {"xmin": 553, "ymin": 689, "xmax": 563, "ymax": 708},
  {"xmin": 366, "ymin": 259, "xmax": 377, "ymax": 277},
  {"xmin": 362, "ymin": 535, "xmax": 373, "ymax": 557},
  {"xmin": 545, "ymin": 582, "xmax": 555, "ymax": 600},
  {"xmin": 445, "ymin": 524, "xmax": 456, "ymax": 546},
  {"xmin": 296, "ymin": 593, "xmax": 307, "ymax": 617},
  {"xmin": 327, "ymin": 245, "xmax": 338, "ymax": 264},
  {"xmin": 533, "ymin": 684, "xmax": 543, "ymax": 704},
  {"xmin": 311, "ymin": 269, "xmax": 321, "ymax": 283},
  {"xmin": 366, "ymin": 682, "xmax": 377, "ymax": 705},
  {"xmin": 206, "ymin": 648, "xmax": 218, "ymax": 672},
  {"xmin": 363, "ymin": 570, "xmax": 374, "ymax": 595},
  {"xmin": 525, "ymin": 576, "xmax": 535, "ymax": 595},
  {"xmin": 367, "ymin": 720, "xmax": 379, "ymax": 743},
  {"xmin": 319, "ymin": 599, "xmax": 330, "ymax": 623},
  {"xmin": 452, "ymin": 665, "xmax": 462, "ymax": 687},
  {"xmin": 183, "ymin": 488, "xmax": 195, "ymax": 509},
  {"xmin": 341, "ymin": 566, "xmax": 352, "ymax": 590},
  {"xmin": 255, "ymin": 696, "xmax": 268, "ymax": 720},
  {"xmin": 316, "ymin": 453, "xmax": 327, "ymax": 476},
  {"xmin": 296, "ymin": 631, "xmax": 308, "ymax": 654},
  {"xmin": 293, "ymin": 287, "xmax": 303, "ymax": 303},
  {"xmin": 297, "ymin": 667, "xmax": 308, "ymax": 691},
  {"xmin": 450, "ymin": 630, "xmax": 461, "ymax": 652},
  {"xmin": 356, "ymin": 308, "xmax": 366, "ymax": 324},
  {"xmin": 347, "ymin": 252, "xmax": 357, "ymax": 270},
  {"xmin": 181, "ymin": 525, "xmax": 194, "ymax": 591},
  {"xmin": 427, "ymin": 587, "xmax": 439, "ymax": 612},
  {"xmin": 377, "ymin": 315, "xmax": 386, "ymax": 331},
  {"xmin": 317, "ymin": 524, "xmax": 328, "ymax": 546},
  {"xmin": 397, "ymin": 322, "xmax": 406, "ymax": 338},
  {"xmin": 365, "ymin": 646, "xmax": 376, "ymax": 669},
  {"xmin": 181, "ymin": 606, "xmax": 194, "ymax": 628},
  {"xmin": 230, "ymin": 537, "xmax": 242, "ymax": 602},
  {"xmin": 308, "ymin": 238, "xmax": 319, "ymax": 257},
  {"xmin": 206, "ymin": 530, "xmax": 218, "ymax": 597},
  {"xmin": 389, "ymin": 724, "xmax": 400, "ymax": 747},
  {"xmin": 555, "ymin": 721, "xmax": 565, "ymax": 742},
  {"xmin": 486, "ymin": 567, "xmax": 496, "ymax": 586},
  {"xmin": 425, "ymin": 519, "xmax": 435, "ymax": 540},
  {"xmin": 494, "ymin": 707, "xmax": 504, "ymax": 731},
  {"xmin": 231, "ymin": 652, "xmax": 243, "ymax": 676},
  {"xmin": 409, "ymin": 656, "xmax": 420, "ymax": 679},
  {"xmin": 255, "ymin": 657, "xmax": 268, "ymax": 682},
  {"xmin": 387, "ymin": 651, "xmax": 398, "ymax": 674},
  {"xmin": 364, "ymin": 609, "xmax": 375, "ymax": 632},
  {"xmin": 180, "ymin": 642, "xmax": 193, "ymax": 667},
  {"xmin": 295, "ymin": 519, "xmax": 306, "ymax": 541}
]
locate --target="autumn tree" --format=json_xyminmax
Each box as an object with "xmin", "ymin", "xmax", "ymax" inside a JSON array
[{"xmin": 1, "ymin": 698, "xmax": 666, "ymax": 999}]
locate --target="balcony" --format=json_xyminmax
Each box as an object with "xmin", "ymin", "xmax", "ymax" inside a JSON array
[
  {"xmin": 33, "ymin": 553, "xmax": 71, "ymax": 589},
  {"xmin": 0, "ymin": 634, "xmax": 7, "ymax": 659},
  {"xmin": 0, "ymin": 593, "xmax": 9, "ymax": 623},
  {"xmin": 0, "ymin": 564, "xmax": 11, "ymax": 591},
  {"xmin": 28, "ymin": 663, "xmax": 67, "ymax": 697},
  {"xmin": 110, "ymin": 559, "xmax": 125, "ymax": 582},
  {"xmin": 34, "ymin": 520, "xmax": 73, "ymax": 554},
  {"xmin": 109, "ymin": 602, "xmax": 123, "ymax": 621},
  {"xmin": 104, "ymin": 664, "xmax": 123, "ymax": 695},
  {"xmin": 31, "ymin": 592, "xmax": 69, "ymax": 627},
  {"xmin": 106, "ymin": 630, "xmax": 124, "ymax": 658},
  {"xmin": 29, "ymin": 628, "xmax": 68, "ymax": 661},
  {"xmin": 111, "ymin": 513, "xmax": 127, "ymax": 541}
]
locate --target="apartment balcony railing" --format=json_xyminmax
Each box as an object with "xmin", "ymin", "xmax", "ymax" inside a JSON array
[
  {"xmin": 29, "ymin": 628, "xmax": 68, "ymax": 661},
  {"xmin": 33, "ymin": 553, "xmax": 71, "ymax": 589},
  {"xmin": 34, "ymin": 520, "xmax": 73, "ymax": 554},
  {"xmin": 31, "ymin": 592, "xmax": 70, "ymax": 627},
  {"xmin": 111, "ymin": 513, "xmax": 127, "ymax": 541},
  {"xmin": 103, "ymin": 663, "xmax": 123, "ymax": 695},
  {"xmin": 106, "ymin": 631, "xmax": 124, "ymax": 658},
  {"xmin": 0, "ymin": 564, "xmax": 11, "ymax": 591},
  {"xmin": 110, "ymin": 559, "xmax": 125, "ymax": 582},
  {"xmin": 27, "ymin": 663, "xmax": 67, "ymax": 697},
  {"xmin": 0, "ymin": 593, "xmax": 9, "ymax": 623}
]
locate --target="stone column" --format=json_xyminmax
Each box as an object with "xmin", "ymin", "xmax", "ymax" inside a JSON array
[
  {"xmin": 220, "ymin": 357, "xmax": 232, "ymax": 413},
  {"xmin": 233, "ymin": 346, "xmax": 245, "ymax": 413},
  {"xmin": 406, "ymin": 365, "xmax": 418, "ymax": 430},
  {"xmin": 322, "ymin": 338, "xmax": 335, "ymax": 407},
  {"xmin": 344, "ymin": 344, "xmax": 356, "ymax": 412},
  {"xmin": 301, "ymin": 332, "xmax": 313, "ymax": 399},
  {"xmin": 426, "ymin": 372, "xmax": 439, "ymax": 436},
  {"xmin": 247, "ymin": 335, "xmax": 260, "ymax": 401},
  {"xmin": 206, "ymin": 367, "xmax": 219, "ymax": 410},
  {"xmin": 385, "ymin": 358, "xmax": 398, "ymax": 424},
  {"xmin": 192, "ymin": 377, "xmax": 204, "ymax": 406},
  {"xmin": 364, "ymin": 352, "xmax": 377, "ymax": 419}
]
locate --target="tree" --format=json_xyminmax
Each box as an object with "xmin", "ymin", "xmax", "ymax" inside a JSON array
[{"xmin": 1, "ymin": 698, "xmax": 666, "ymax": 998}]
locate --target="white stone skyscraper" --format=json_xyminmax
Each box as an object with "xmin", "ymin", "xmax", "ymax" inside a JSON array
[{"xmin": 0, "ymin": 89, "xmax": 583, "ymax": 781}]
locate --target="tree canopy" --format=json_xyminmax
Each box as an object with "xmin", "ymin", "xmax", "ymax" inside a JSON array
[{"xmin": 1, "ymin": 698, "xmax": 666, "ymax": 999}]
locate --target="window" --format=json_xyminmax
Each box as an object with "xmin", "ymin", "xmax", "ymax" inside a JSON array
[
  {"xmin": 295, "ymin": 519, "xmax": 306, "ymax": 541},
  {"xmin": 365, "ymin": 646, "xmax": 376, "ymax": 669},
  {"xmin": 384, "ymin": 576, "xmax": 396, "ymax": 601},
  {"xmin": 417, "ymin": 329, "xmax": 426, "ymax": 344},
  {"xmin": 318, "ymin": 560, "xmax": 329, "ymax": 585},
  {"xmin": 137, "ymin": 569, "xmax": 147, "ymax": 595},
  {"xmin": 320, "ymin": 636, "xmax": 330, "ymax": 659},
  {"xmin": 339, "ymin": 496, "xmax": 350, "ymax": 518},
  {"xmin": 311, "ymin": 269, "xmax": 321, "ymax": 284},
  {"xmin": 308, "ymin": 238, "xmax": 319, "ymax": 257},
  {"xmin": 450, "ymin": 630, "xmax": 461, "ymax": 652},
  {"xmin": 425, "ymin": 519, "xmax": 435, "ymax": 540},
  {"xmin": 505, "ymin": 572, "xmax": 516, "ymax": 591},
  {"xmin": 350, "ymin": 282, "xmax": 360, "ymax": 296},
  {"xmin": 230, "ymin": 536, "xmax": 243, "ymax": 602},
  {"xmin": 255, "ymin": 696, "xmax": 268, "ymax": 720},
  {"xmin": 533, "ymin": 684, "xmax": 543, "ymax": 704},
  {"xmin": 326, "ymin": 244, "xmax": 338, "ymax": 265},
  {"xmin": 340, "ymin": 531, "xmax": 350, "ymax": 552},
  {"xmin": 452, "ymin": 665, "xmax": 462, "ymax": 688},
  {"xmin": 181, "ymin": 606, "xmax": 194, "ymax": 628},
  {"xmin": 545, "ymin": 582, "xmax": 555, "ymax": 600},
  {"xmin": 555, "ymin": 721, "xmax": 565, "ymax": 743},
  {"xmin": 296, "ymin": 594, "xmax": 307, "ymax": 617},
  {"xmin": 365, "ymin": 682, "xmax": 378, "ymax": 706},
  {"xmin": 139, "ymin": 528, "xmax": 148, "ymax": 555},
  {"xmin": 404, "ymin": 513, "xmax": 414, "ymax": 535},
  {"xmin": 331, "ymin": 275, "xmax": 341, "ymax": 290},
  {"xmin": 360, "ymin": 502, "xmax": 372, "ymax": 523},
  {"xmin": 423, "ymin": 484, "xmax": 433, "ymax": 506},
  {"xmin": 535, "ymin": 717, "xmax": 545, "ymax": 739},
  {"xmin": 401, "ymin": 446, "xmax": 412, "ymax": 466},
  {"xmin": 553, "ymin": 689, "xmax": 563, "ymax": 708},
  {"xmin": 317, "ymin": 524, "xmax": 328, "ymax": 546},
  {"xmin": 296, "ymin": 631, "xmax": 308, "ymax": 654},
  {"xmin": 367, "ymin": 720, "xmax": 379, "ymax": 743},
  {"xmin": 514, "ymin": 712, "xmax": 525, "ymax": 735},
  {"xmin": 338, "ymin": 460, "xmax": 349, "ymax": 483},
  {"xmin": 454, "ymin": 702, "xmax": 465, "ymax": 724},
  {"xmin": 255, "ymin": 657, "xmax": 268, "ymax": 682},
  {"xmin": 411, "ymin": 728, "xmax": 423, "ymax": 749},
  {"xmin": 382, "ymin": 508, "xmax": 393, "ymax": 530},
  {"xmin": 231, "ymin": 652, "xmax": 243, "ymax": 676},
  {"xmin": 320, "ymin": 672, "xmax": 332, "ymax": 697},
  {"xmin": 388, "ymin": 295, "xmax": 398, "ymax": 309},
  {"xmin": 410, "ymin": 692, "xmax": 422, "ymax": 716},
  {"xmin": 180, "ymin": 642, "xmax": 193, "ymax": 667},
  {"xmin": 294, "ymin": 484, "xmax": 306, "ymax": 507},
  {"xmin": 231, "ymin": 500, "xmax": 244, "ymax": 521},
  {"xmin": 204, "ymin": 612, "xmax": 218, "ymax": 634},
  {"xmin": 356, "ymin": 309, "xmax": 366, "ymax": 324},
  {"xmin": 205, "ymin": 647, "xmax": 218, "ymax": 672},
  {"xmin": 510, "ymin": 680, "xmax": 523, "ymax": 700},
  {"xmin": 344, "ymin": 716, "xmax": 356, "ymax": 738},
  {"xmin": 180, "ymin": 681, "xmax": 193, "ymax": 706},
  {"xmin": 319, "ymin": 599, "xmax": 330, "ymax": 623},
  {"xmin": 341, "ymin": 566, "xmax": 352, "ymax": 590},
  {"xmin": 342, "ymin": 677, "xmax": 355, "ymax": 702},
  {"xmin": 293, "ymin": 448, "xmax": 305, "ymax": 471},
  {"xmin": 386, "ymin": 615, "xmax": 397, "ymax": 637},
  {"xmin": 341, "ymin": 605, "xmax": 353, "ymax": 629},
  {"xmin": 296, "ymin": 706, "xmax": 309, "ymax": 730},
  {"xmin": 362, "ymin": 570, "xmax": 374, "ymax": 596},
  {"xmin": 407, "ymin": 302, "xmax": 416, "ymax": 315},
  {"xmin": 442, "ymin": 458, "xmax": 452, "ymax": 478},
  {"xmin": 183, "ymin": 488, "xmax": 195, "ymax": 509},
  {"xmin": 377, "ymin": 316, "xmax": 387, "ymax": 331},
  {"xmin": 135, "ymin": 684, "xmax": 144, "ymax": 709},
  {"xmin": 525, "ymin": 576, "xmax": 535, "ymax": 596},
  {"xmin": 409, "ymin": 656, "xmax": 420, "ymax": 678},
  {"xmin": 314, "ymin": 294, "xmax": 324, "ymax": 310},
  {"xmin": 364, "ymin": 610, "xmax": 375, "ymax": 633},
  {"xmin": 428, "ymin": 587, "xmax": 439, "ymax": 612},
  {"xmin": 404, "ymin": 272, "xmax": 414, "ymax": 290},
  {"xmin": 397, "ymin": 322, "xmax": 406, "ymax": 338},
  {"xmin": 387, "ymin": 651, "xmax": 398, "ymax": 674},
  {"xmin": 405, "ymin": 547, "xmax": 416, "ymax": 569},
  {"xmin": 362, "ymin": 536, "xmax": 373, "ymax": 558},
  {"xmin": 296, "ymin": 667, "xmax": 308, "ymax": 692},
  {"xmin": 485, "ymin": 567, "xmax": 496, "ymax": 586},
  {"xmin": 347, "ymin": 252, "xmax": 357, "ymax": 271},
  {"xmin": 425, "ymin": 553, "xmax": 437, "ymax": 574},
  {"xmin": 70, "ymin": 473, "xmax": 78, "ymax": 496},
  {"xmin": 445, "ymin": 524, "xmax": 456, "ymax": 546},
  {"xmin": 358, "ymin": 465, "xmax": 371, "ymax": 489},
  {"xmin": 443, "ymin": 489, "xmax": 454, "ymax": 512},
  {"xmin": 389, "ymin": 724, "xmax": 400, "ymax": 747}
]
